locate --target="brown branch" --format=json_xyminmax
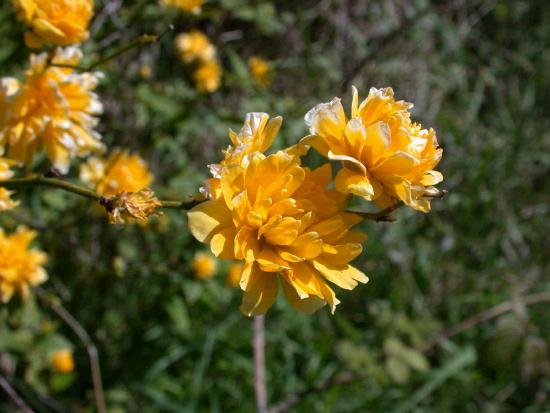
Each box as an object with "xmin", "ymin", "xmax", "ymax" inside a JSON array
[
  {"xmin": 269, "ymin": 291, "xmax": 550, "ymax": 413},
  {"xmin": 0, "ymin": 374, "xmax": 34, "ymax": 413},
  {"xmin": 0, "ymin": 175, "xmax": 200, "ymax": 211},
  {"xmin": 348, "ymin": 201, "xmax": 404, "ymax": 222},
  {"xmin": 50, "ymin": 25, "xmax": 174, "ymax": 72},
  {"xmin": 421, "ymin": 291, "xmax": 550, "ymax": 352},
  {"xmin": 36, "ymin": 290, "xmax": 106, "ymax": 413},
  {"xmin": 253, "ymin": 316, "xmax": 268, "ymax": 413}
]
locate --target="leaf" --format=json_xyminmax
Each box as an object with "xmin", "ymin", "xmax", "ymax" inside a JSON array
[{"xmin": 385, "ymin": 356, "xmax": 410, "ymax": 384}]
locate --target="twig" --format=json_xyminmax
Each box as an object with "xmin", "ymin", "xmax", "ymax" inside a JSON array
[
  {"xmin": 421, "ymin": 291, "xmax": 550, "ymax": 351},
  {"xmin": 0, "ymin": 175, "xmax": 200, "ymax": 211},
  {"xmin": 253, "ymin": 316, "xmax": 268, "ymax": 413},
  {"xmin": 51, "ymin": 25, "xmax": 174, "ymax": 72},
  {"xmin": 0, "ymin": 374, "xmax": 34, "ymax": 413},
  {"xmin": 349, "ymin": 201, "xmax": 404, "ymax": 222},
  {"xmin": 269, "ymin": 291, "xmax": 550, "ymax": 412},
  {"xmin": 36, "ymin": 290, "xmax": 106, "ymax": 413}
]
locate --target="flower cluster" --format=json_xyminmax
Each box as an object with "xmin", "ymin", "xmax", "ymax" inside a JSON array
[
  {"xmin": 304, "ymin": 87, "xmax": 443, "ymax": 212},
  {"xmin": 189, "ymin": 88, "xmax": 443, "ymax": 316},
  {"xmin": 0, "ymin": 47, "xmax": 104, "ymax": 173},
  {"xmin": 0, "ymin": 226, "xmax": 48, "ymax": 303},
  {"xmin": 12, "ymin": 0, "xmax": 94, "ymax": 48},
  {"xmin": 175, "ymin": 30, "xmax": 221, "ymax": 93}
]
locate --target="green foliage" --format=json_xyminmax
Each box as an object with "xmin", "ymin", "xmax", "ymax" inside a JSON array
[{"xmin": 0, "ymin": 0, "xmax": 549, "ymax": 412}]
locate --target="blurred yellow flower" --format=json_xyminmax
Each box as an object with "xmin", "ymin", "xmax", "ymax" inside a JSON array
[
  {"xmin": 248, "ymin": 56, "xmax": 271, "ymax": 87},
  {"xmin": 188, "ymin": 115, "xmax": 368, "ymax": 316},
  {"xmin": 192, "ymin": 252, "xmax": 217, "ymax": 279},
  {"xmin": 0, "ymin": 226, "xmax": 47, "ymax": 303},
  {"xmin": 50, "ymin": 349, "xmax": 74, "ymax": 373},
  {"xmin": 0, "ymin": 188, "xmax": 18, "ymax": 211},
  {"xmin": 13, "ymin": 0, "xmax": 93, "ymax": 48},
  {"xmin": 194, "ymin": 59, "xmax": 221, "ymax": 93},
  {"xmin": 226, "ymin": 263, "xmax": 242, "ymax": 288},
  {"xmin": 175, "ymin": 30, "xmax": 216, "ymax": 63},
  {"xmin": 0, "ymin": 47, "xmax": 104, "ymax": 173},
  {"xmin": 80, "ymin": 150, "xmax": 154, "ymax": 197},
  {"xmin": 161, "ymin": 0, "xmax": 204, "ymax": 14},
  {"xmin": 304, "ymin": 87, "xmax": 443, "ymax": 212},
  {"xmin": 103, "ymin": 189, "xmax": 162, "ymax": 225},
  {"xmin": 0, "ymin": 158, "xmax": 20, "ymax": 212}
]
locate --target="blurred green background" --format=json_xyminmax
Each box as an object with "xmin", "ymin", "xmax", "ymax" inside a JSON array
[{"xmin": 1, "ymin": 0, "xmax": 549, "ymax": 411}]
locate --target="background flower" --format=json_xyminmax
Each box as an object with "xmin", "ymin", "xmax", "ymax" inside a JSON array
[
  {"xmin": 12, "ymin": 0, "xmax": 93, "ymax": 48},
  {"xmin": 0, "ymin": 47, "xmax": 104, "ymax": 173},
  {"xmin": 80, "ymin": 149, "xmax": 154, "ymax": 196},
  {"xmin": 0, "ymin": 226, "xmax": 47, "ymax": 303}
]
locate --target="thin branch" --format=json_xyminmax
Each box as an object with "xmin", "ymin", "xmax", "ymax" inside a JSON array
[
  {"xmin": 269, "ymin": 291, "xmax": 550, "ymax": 413},
  {"xmin": 349, "ymin": 201, "xmax": 404, "ymax": 222},
  {"xmin": 50, "ymin": 25, "xmax": 174, "ymax": 72},
  {"xmin": 0, "ymin": 374, "xmax": 34, "ymax": 413},
  {"xmin": 0, "ymin": 175, "xmax": 200, "ymax": 211},
  {"xmin": 36, "ymin": 290, "xmax": 106, "ymax": 413},
  {"xmin": 421, "ymin": 291, "xmax": 550, "ymax": 352},
  {"xmin": 253, "ymin": 316, "xmax": 268, "ymax": 413}
]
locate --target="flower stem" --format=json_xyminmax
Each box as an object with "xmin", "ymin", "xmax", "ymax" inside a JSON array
[
  {"xmin": 51, "ymin": 25, "xmax": 174, "ymax": 72},
  {"xmin": 0, "ymin": 175, "xmax": 200, "ymax": 211},
  {"xmin": 253, "ymin": 315, "xmax": 268, "ymax": 413},
  {"xmin": 36, "ymin": 289, "xmax": 106, "ymax": 413},
  {"xmin": 350, "ymin": 201, "xmax": 404, "ymax": 222},
  {"xmin": 0, "ymin": 375, "xmax": 34, "ymax": 413}
]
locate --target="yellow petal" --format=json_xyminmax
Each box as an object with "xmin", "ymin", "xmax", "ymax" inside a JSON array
[
  {"xmin": 256, "ymin": 247, "xmax": 290, "ymax": 272},
  {"xmin": 328, "ymin": 151, "xmax": 366, "ymax": 175},
  {"xmin": 280, "ymin": 277, "xmax": 326, "ymax": 315},
  {"xmin": 334, "ymin": 167, "xmax": 377, "ymax": 199},
  {"xmin": 312, "ymin": 260, "xmax": 368, "ymax": 290},
  {"xmin": 419, "ymin": 170, "xmax": 443, "ymax": 186},
  {"xmin": 210, "ymin": 227, "xmax": 236, "ymax": 259},
  {"xmin": 286, "ymin": 231, "xmax": 323, "ymax": 260},
  {"xmin": 371, "ymin": 151, "xmax": 419, "ymax": 176},
  {"xmin": 187, "ymin": 200, "xmax": 231, "ymax": 243},
  {"xmin": 239, "ymin": 264, "xmax": 278, "ymax": 316}
]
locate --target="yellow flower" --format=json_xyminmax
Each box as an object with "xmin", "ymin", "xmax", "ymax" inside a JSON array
[
  {"xmin": 161, "ymin": 0, "xmax": 204, "ymax": 13},
  {"xmin": 188, "ymin": 115, "xmax": 368, "ymax": 316},
  {"xmin": 0, "ymin": 158, "xmax": 20, "ymax": 211},
  {"xmin": 80, "ymin": 150, "xmax": 154, "ymax": 197},
  {"xmin": 248, "ymin": 56, "xmax": 271, "ymax": 87},
  {"xmin": 192, "ymin": 252, "xmax": 217, "ymax": 279},
  {"xmin": 50, "ymin": 349, "xmax": 74, "ymax": 373},
  {"xmin": 0, "ymin": 47, "xmax": 104, "ymax": 173},
  {"xmin": 0, "ymin": 189, "xmax": 18, "ymax": 212},
  {"xmin": 304, "ymin": 87, "xmax": 443, "ymax": 212},
  {"xmin": 193, "ymin": 59, "xmax": 221, "ymax": 93},
  {"xmin": 175, "ymin": 30, "xmax": 216, "ymax": 63},
  {"xmin": 226, "ymin": 263, "xmax": 242, "ymax": 288},
  {"xmin": 13, "ymin": 0, "xmax": 93, "ymax": 48},
  {"xmin": 102, "ymin": 189, "xmax": 162, "ymax": 224},
  {"xmin": 0, "ymin": 226, "xmax": 47, "ymax": 303}
]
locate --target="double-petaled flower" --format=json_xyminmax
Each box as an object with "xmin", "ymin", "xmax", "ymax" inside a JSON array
[
  {"xmin": 0, "ymin": 47, "xmax": 104, "ymax": 173},
  {"xmin": 80, "ymin": 149, "xmax": 154, "ymax": 197},
  {"xmin": 12, "ymin": 0, "xmax": 94, "ymax": 48},
  {"xmin": 188, "ymin": 113, "xmax": 368, "ymax": 316},
  {"xmin": 304, "ymin": 87, "xmax": 443, "ymax": 212}
]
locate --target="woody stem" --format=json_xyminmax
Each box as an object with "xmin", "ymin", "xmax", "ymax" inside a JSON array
[{"xmin": 0, "ymin": 175, "xmax": 200, "ymax": 210}]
